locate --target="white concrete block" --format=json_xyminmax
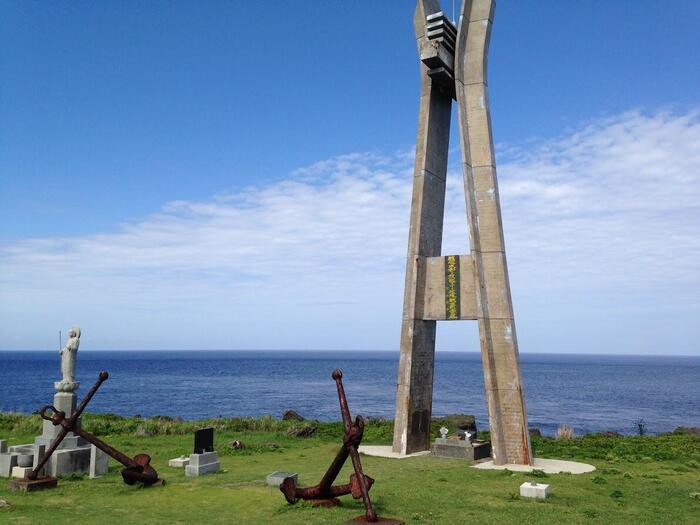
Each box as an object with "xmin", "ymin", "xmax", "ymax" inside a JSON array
[
  {"xmin": 168, "ymin": 455, "xmax": 190, "ymax": 468},
  {"xmin": 11, "ymin": 466, "xmax": 33, "ymax": 479},
  {"xmin": 520, "ymin": 481, "xmax": 550, "ymax": 499}
]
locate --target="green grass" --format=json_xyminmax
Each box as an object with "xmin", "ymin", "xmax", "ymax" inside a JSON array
[{"xmin": 1, "ymin": 413, "xmax": 698, "ymax": 524}]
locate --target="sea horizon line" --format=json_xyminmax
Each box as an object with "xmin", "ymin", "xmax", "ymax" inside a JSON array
[{"xmin": 1, "ymin": 349, "xmax": 698, "ymax": 358}]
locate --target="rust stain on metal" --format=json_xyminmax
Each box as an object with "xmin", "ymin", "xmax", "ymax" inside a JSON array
[{"xmin": 29, "ymin": 371, "xmax": 162, "ymax": 486}]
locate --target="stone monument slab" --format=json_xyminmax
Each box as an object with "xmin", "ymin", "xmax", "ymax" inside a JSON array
[
  {"xmin": 0, "ymin": 452, "xmax": 18, "ymax": 478},
  {"xmin": 16, "ymin": 453, "xmax": 33, "ymax": 468},
  {"xmin": 47, "ymin": 443, "xmax": 91, "ymax": 477},
  {"xmin": 89, "ymin": 445, "xmax": 109, "ymax": 479},
  {"xmin": 431, "ymin": 437, "xmax": 491, "ymax": 462},
  {"xmin": 32, "ymin": 444, "xmax": 46, "ymax": 478},
  {"xmin": 185, "ymin": 451, "xmax": 220, "ymax": 477},
  {"xmin": 194, "ymin": 427, "xmax": 214, "ymax": 454}
]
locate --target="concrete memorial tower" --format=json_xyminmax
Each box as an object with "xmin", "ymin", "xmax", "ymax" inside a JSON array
[{"xmin": 393, "ymin": 0, "xmax": 532, "ymax": 465}]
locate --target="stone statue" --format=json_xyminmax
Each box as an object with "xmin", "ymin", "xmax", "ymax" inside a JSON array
[
  {"xmin": 55, "ymin": 326, "xmax": 80, "ymax": 392},
  {"xmin": 439, "ymin": 426, "xmax": 449, "ymax": 439}
]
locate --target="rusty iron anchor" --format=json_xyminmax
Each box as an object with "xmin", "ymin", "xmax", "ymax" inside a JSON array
[
  {"xmin": 28, "ymin": 371, "xmax": 162, "ymax": 487},
  {"xmin": 280, "ymin": 369, "xmax": 403, "ymax": 524}
]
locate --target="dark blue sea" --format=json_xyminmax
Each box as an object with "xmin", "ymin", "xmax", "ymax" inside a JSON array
[{"xmin": 1, "ymin": 351, "xmax": 698, "ymax": 436}]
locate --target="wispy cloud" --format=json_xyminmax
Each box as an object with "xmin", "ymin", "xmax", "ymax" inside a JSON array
[
  {"xmin": 1, "ymin": 110, "xmax": 698, "ymax": 352},
  {"xmin": 499, "ymin": 111, "xmax": 700, "ymax": 294}
]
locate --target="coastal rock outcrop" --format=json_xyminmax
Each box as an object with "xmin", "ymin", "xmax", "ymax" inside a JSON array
[
  {"xmin": 282, "ymin": 410, "xmax": 305, "ymax": 422},
  {"xmin": 433, "ymin": 414, "xmax": 477, "ymax": 435}
]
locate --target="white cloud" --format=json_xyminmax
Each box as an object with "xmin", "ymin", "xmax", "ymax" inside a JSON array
[
  {"xmin": 497, "ymin": 111, "xmax": 700, "ymax": 298},
  {"xmin": 1, "ymin": 110, "xmax": 698, "ymax": 353}
]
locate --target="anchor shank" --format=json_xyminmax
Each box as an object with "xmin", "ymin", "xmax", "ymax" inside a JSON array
[
  {"xmin": 66, "ymin": 371, "xmax": 109, "ymax": 428},
  {"xmin": 27, "ymin": 425, "xmax": 69, "ymax": 480},
  {"xmin": 349, "ymin": 445, "xmax": 377, "ymax": 521},
  {"xmin": 332, "ymin": 369, "xmax": 352, "ymax": 431},
  {"xmin": 72, "ymin": 426, "xmax": 136, "ymax": 468}
]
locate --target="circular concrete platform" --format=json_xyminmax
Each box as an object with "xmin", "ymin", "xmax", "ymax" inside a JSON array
[
  {"xmin": 358, "ymin": 445, "xmax": 430, "ymax": 459},
  {"xmin": 473, "ymin": 458, "xmax": 595, "ymax": 474},
  {"xmin": 358, "ymin": 446, "xmax": 595, "ymax": 475}
]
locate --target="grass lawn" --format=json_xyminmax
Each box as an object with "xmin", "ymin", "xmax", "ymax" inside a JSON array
[{"xmin": 1, "ymin": 414, "xmax": 698, "ymax": 524}]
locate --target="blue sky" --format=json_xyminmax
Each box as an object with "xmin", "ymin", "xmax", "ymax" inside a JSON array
[{"xmin": 1, "ymin": 1, "xmax": 698, "ymax": 354}]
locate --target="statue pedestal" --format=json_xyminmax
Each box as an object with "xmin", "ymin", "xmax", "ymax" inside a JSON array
[
  {"xmin": 33, "ymin": 391, "xmax": 91, "ymax": 477},
  {"xmin": 35, "ymin": 392, "xmax": 86, "ymax": 449}
]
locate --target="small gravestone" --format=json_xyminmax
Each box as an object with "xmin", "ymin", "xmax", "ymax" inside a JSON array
[
  {"xmin": 267, "ymin": 471, "xmax": 297, "ymax": 487},
  {"xmin": 520, "ymin": 482, "xmax": 550, "ymax": 499},
  {"xmin": 185, "ymin": 427, "xmax": 220, "ymax": 477}
]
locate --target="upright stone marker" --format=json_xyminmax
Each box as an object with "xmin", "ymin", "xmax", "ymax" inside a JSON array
[
  {"xmin": 393, "ymin": 0, "xmax": 532, "ymax": 465},
  {"xmin": 32, "ymin": 444, "xmax": 46, "ymax": 478},
  {"xmin": 185, "ymin": 427, "xmax": 220, "ymax": 477},
  {"xmin": 194, "ymin": 427, "xmax": 214, "ymax": 454},
  {"xmin": 89, "ymin": 444, "xmax": 109, "ymax": 479}
]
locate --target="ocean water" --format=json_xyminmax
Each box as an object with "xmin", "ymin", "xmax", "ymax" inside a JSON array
[{"xmin": 1, "ymin": 351, "xmax": 698, "ymax": 436}]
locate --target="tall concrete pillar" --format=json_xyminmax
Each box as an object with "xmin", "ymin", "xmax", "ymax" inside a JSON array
[
  {"xmin": 393, "ymin": 0, "xmax": 453, "ymax": 456},
  {"xmin": 393, "ymin": 0, "xmax": 532, "ymax": 465}
]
